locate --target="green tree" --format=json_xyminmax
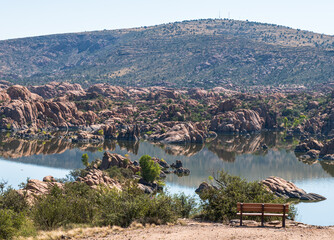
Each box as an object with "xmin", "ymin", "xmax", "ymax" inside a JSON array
[
  {"xmin": 199, "ymin": 170, "xmax": 287, "ymax": 222},
  {"xmin": 81, "ymin": 153, "xmax": 89, "ymax": 168},
  {"xmin": 139, "ymin": 155, "xmax": 161, "ymax": 183},
  {"xmin": 283, "ymin": 117, "xmax": 288, "ymax": 128}
]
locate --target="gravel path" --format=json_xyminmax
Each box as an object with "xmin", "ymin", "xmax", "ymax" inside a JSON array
[{"xmin": 76, "ymin": 220, "xmax": 334, "ymax": 240}]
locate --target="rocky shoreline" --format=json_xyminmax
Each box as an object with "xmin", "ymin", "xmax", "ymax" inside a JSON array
[{"xmin": 0, "ymin": 81, "xmax": 333, "ymax": 146}]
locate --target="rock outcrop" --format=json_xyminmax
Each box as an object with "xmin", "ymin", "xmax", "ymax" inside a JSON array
[
  {"xmin": 74, "ymin": 131, "xmax": 104, "ymax": 143},
  {"xmin": 18, "ymin": 170, "xmax": 122, "ymax": 204},
  {"xmin": 217, "ymin": 99, "xmax": 241, "ymax": 113},
  {"xmin": 320, "ymin": 139, "xmax": 334, "ymax": 157},
  {"xmin": 170, "ymin": 160, "xmax": 190, "ymax": 176},
  {"xmin": 77, "ymin": 169, "xmax": 122, "ymax": 190},
  {"xmin": 295, "ymin": 138, "xmax": 324, "ymax": 152},
  {"xmin": 17, "ymin": 177, "xmax": 63, "ymax": 204},
  {"xmin": 87, "ymin": 84, "xmax": 127, "ymax": 99},
  {"xmin": 0, "ymin": 85, "xmax": 97, "ymax": 130},
  {"xmin": 99, "ymin": 152, "xmax": 140, "ymax": 173},
  {"xmin": 30, "ymin": 82, "xmax": 85, "ymax": 99},
  {"xmin": 149, "ymin": 123, "xmax": 205, "ymax": 144},
  {"xmin": 195, "ymin": 182, "xmax": 217, "ymax": 195},
  {"xmin": 261, "ymin": 176, "xmax": 326, "ymax": 201},
  {"xmin": 117, "ymin": 125, "xmax": 140, "ymax": 141},
  {"xmin": 209, "ymin": 109, "xmax": 264, "ymax": 134}
]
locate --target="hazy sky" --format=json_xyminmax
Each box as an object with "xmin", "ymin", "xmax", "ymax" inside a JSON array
[{"xmin": 1, "ymin": 0, "xmax": 333, "ymax": 40}]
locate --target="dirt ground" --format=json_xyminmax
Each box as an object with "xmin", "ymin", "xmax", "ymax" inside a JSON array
[{"xmin": 74, "ymin": 219, "xmax": 334, "ymax": 240}]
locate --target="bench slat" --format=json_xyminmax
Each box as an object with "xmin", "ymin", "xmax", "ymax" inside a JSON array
[
  {"xmin": 264, "ymin": 206, "xmax": 289, "ymax": 213},
  {"xmin": 237, "ymin": 213, "xmax": 285, "ymax": 217},
  {"xmin": 237, "ymin": 203, "xmax": 289, "ymax": 213}
]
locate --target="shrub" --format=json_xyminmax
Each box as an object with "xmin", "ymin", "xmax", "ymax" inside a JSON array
[
  {"xmin": 33, "ymin": 183, "xmax": 97, "ymax": 229},
  {"xmin": 0, "ymin": 209, "xmax": 34, "ymax": 239},
  {"xmin": 1, "ymin": 188, "xmax": 28, "ymax": 213},
  {"xmin": 139, "ymin": 155, "xmax": 161, "ymax": 183},
  {"xmin": 68, "ymin": 168, "xmax": 89, "ymax": 181},
  {"xmin": 105, "ymin": 166, "xmax": 134, "ymax": 182},
  {"xmin": 172, "ymin": 193, "xmax": 197, "ymax": 218},
  {"xmin": 199, "ymin": 170, "xmax": 286, "ymax": 222},
  {"xmin": 98, "ymin": 129, "xmax": 104, "ymax": 136},
  {"xmin": 97, "ymin": 184, "xmax": 179, "ymax": 227},
  {"xmin": 81, "ymin": 153, "xmax": 89, "ymax": 167}
]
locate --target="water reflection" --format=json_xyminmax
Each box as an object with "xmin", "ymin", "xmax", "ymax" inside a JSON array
[
  {"xmin": 0, "ymin": 132, "xmax": 333, "ymax": 226},
  {"xmin": 0, "ymin": 132, "xmax": 330, "ymax": 185}
]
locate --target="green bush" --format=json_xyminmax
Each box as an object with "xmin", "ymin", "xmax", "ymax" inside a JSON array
[
  {"xmin": 199, "ymin": 170, "xmax": 287, "ymax": 222},
  {"xmin": 33, "ymin": 183, "xmax": 97, "ymax": 229},
  {"xmin": 105, "ymin": 166, "xmax": 134, "ymax": 182},
  {"xmin": 68, "ymin": 168, "xmax": 89, "ymax": 181},
  {"xmin": 172, "ymin": 193, "xmax": 197, "ymax": 218},
  {"xmin": 0, "ymin": 209, "xmax": 32, "ymax": 239},
  {"xmin": 97, "ymin": 183, "xmax": 179, "ymax": 227},
  {"xmin": 81, "ymin": 153, "xmax": 89, "ymax": 167},
  {"xmin": 1, "ymin": 188, "xmax": 28, "ymax": 213},
  {"xmin": 139, "ymin": 155, "xmax": 161, "ymax": 183}
]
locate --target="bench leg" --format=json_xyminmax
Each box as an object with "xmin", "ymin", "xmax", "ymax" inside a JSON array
[
  {"xmin": 282, "ymin": 205, "xmax": 286, "ymax": 228},
  {"xmin": 261, "ymin": 215, "xmax": 264, "ymax": 227},
  {"xmin": 261, "ymin": 204, "xmax": 264, "ymax": 227},
  {"xmin": 240, "ymin": 203, "xmax": 243, "ymax": 226}
]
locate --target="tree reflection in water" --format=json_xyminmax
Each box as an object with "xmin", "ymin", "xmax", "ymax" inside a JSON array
[{"xmin": 0, "ymin": 132, "xmax": 331, "ymax": 188}]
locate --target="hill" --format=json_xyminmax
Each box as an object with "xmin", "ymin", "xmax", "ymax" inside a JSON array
[{"xmin": 0, "ymin": 19, "xmax": 334, "ymax": 89}]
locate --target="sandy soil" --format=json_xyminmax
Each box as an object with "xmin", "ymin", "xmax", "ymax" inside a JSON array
[{"xmin": 76, "ymin": 220, "xmax": 334, "ymax": 240}]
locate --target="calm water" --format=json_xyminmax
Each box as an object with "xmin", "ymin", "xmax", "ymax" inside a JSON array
[{"xmin": 0, "ymin": 133, "xmax": 333, "ymax": 226}]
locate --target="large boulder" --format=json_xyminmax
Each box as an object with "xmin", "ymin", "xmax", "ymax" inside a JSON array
[
  {"xmin": 195, "ymin": 182, "xmax": 217, "ymax": 195},
  {"xmin": 320, "ymin": 139, "xmax": 334, "ymax": 157},
  {"xmin": 7, "ymin": 85, "xmax": 42, "ymax": 101},
  {"xmin": 295, "ymin": 138, "xmax": 324, "ymax": 152},
  {"xmin": 87, "ymin": 84, "xmax": 126, "ymax": 99},
  {"xmin": 117, "ymin": 125, "xmax": 140, "ymax": 141},
  {"xmin": 74, "ymin": 131, "xmax": 104, "ymax": 143},
  {"xmin": 261, "ymin": 176, "xmax": 326, "ymax": 201},
  {"xmin": 209, "ymin": 109, "xmax": 264, "ymax": 133},
  {"xmin": 99, "ymin": 152, "xmax": 139, "ymax": 173},
  {"xmin": 18, "ymin": 170, "xmax": 122, "ymax": 204},
  {"xmin": 30, "ymin": 82, "xmax": 85, "ymax": 99},
  {"xmin": 77, "ymin": 169, "xmax": 122, "ymax": 190},
  {"xmin": 149, "ymin": 122, "xmax": 205, "ymax": 144},
  {"xmin": 217, "ymin": 99, "xmax": 241, "ymax": 113},
  {"xmin": 159, "ymin": 104, "xmax": 186, "ymax": 122},
  {"xmin": 17, "ymin": 177, "xmax": 63, "ymax": 204}
]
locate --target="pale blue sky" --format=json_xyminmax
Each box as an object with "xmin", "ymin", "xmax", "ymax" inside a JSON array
[{"xmin": 1, "ymin": 0, "xmax": 333, "ymax": 40}]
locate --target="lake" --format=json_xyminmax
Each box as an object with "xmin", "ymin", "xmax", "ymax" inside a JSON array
[{"xmin": 0, "ymin": 132, "xmax": 333, "ymax": 226}]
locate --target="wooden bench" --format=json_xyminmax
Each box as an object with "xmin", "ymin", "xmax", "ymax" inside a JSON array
[{"xmin": 237, "ymin": 202, "xmax": 289, "ymax": 227}]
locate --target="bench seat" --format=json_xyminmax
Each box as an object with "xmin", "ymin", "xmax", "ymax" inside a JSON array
[
  {"xmin": 237, "ymin": 212, "xmax": 285, "ymax": 217},
  {"xmin": 237, "ymin": 202, "xmax": 289, "ymax": 227}
]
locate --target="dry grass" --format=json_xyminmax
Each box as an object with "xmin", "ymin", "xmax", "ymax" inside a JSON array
[
  {"xmin": 15, "ymin": 225, "xmax": 114, "ymax": 240},
  {"xmin": 16, "ymin": 222, "xmax": 147, "ymax": 240}
]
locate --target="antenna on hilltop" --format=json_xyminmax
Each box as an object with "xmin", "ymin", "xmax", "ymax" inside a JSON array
[{"xmin": 219, "ymin": 11, "xmax": 221, "ymax": 19}]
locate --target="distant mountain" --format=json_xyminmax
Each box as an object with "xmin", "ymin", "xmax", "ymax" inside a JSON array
[{"xmin": 0, "ymin": 19, "xmax": 334, "ymax": 89}]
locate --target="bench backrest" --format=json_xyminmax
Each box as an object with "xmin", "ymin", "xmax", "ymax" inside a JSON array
[{"xmin": 237, "ymin": 203, "xmax": 289, "ymax": 213}]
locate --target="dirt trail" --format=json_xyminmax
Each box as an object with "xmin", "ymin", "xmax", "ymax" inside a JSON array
[{"xmin": 77, "ymin": 220, "xmax": 334, "ymax": 240}]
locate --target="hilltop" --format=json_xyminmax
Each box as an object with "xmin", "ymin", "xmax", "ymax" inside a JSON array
[{"xmin": 0, "ymin": 19, "xmax": 334, "ymax": 89}]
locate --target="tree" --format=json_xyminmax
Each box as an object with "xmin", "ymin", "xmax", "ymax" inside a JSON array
[
  {"xmin": 139, "ymin": 155, "xmax": 161, "ymax": 183},
  {"xmin": 81, "ymin": 153, "xmax": 89, "ymax": 167},
  {"xmin": 283, "ymin": 117, "xmax": 288, "ymax": 128},
  {"xmin": 199, "ymin": 170, "xmax": 286, "ymax": 222}
]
